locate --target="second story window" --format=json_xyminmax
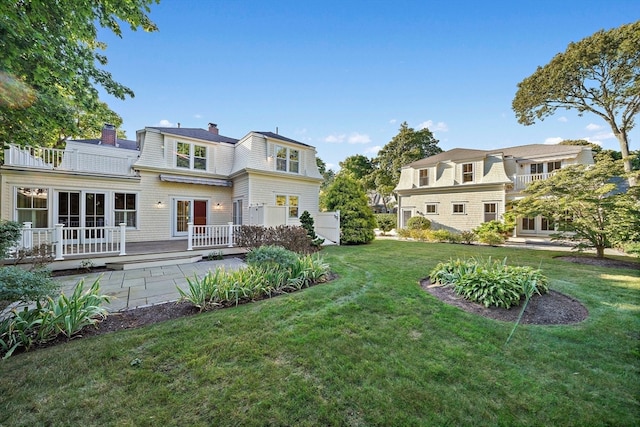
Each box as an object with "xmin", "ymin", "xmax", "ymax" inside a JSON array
[
  {"xmin": 462, "ymin": 163, "xmax": 473, "ymax": 183},
  {"xmin": 276, "ymin": 145, "xmax": 299, "ymax": 173},
  {"xmin": 176, "ymin": 141, "xmax": 207, "ymax": 171},
  {"xmin": 419, "ymin": 169, "xmax": 429, "ymax": 186},
  {"xmin": 530, "ymin": 163, "xmax": 544, "ymax": 174}
]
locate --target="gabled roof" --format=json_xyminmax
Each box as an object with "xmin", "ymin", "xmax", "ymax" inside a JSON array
[
  {"xmin": 255, "ymin": 131, "xmax": 312, "ymax": 148},
  {"xmin": 407, "ymin": 144, "xmax": 589, "ymax": 168},
  {"xmin": 147, "ymin": 127, "xmax": 239, "ymax": 144},
  {"xmin": 408, "ymin": 148, "xmax": 488, "ymax": 168},
  {"xmin": 72, "ymin": 138, "xmax": 138, "ymax": 151}
]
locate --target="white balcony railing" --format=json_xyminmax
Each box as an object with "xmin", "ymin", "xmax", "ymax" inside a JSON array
[
  {"xmin": 513, "ymin": 172, "xmax": 556, "ymax": 191},
  {"xmin": 9, "ymin": 223, "xmax": 127, "ymax": 260},
  {"xmin": 4, "ymin": 145, "xmax": 137, "ymax": 176},
  {"xmin": 188, "ymin": 223, "xmax": 240, "ymax": 250}
]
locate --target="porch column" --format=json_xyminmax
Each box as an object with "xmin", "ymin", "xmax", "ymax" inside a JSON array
[
  {"xmin": 53, "ymin": 224, "xmax": 64, "ymax": 260},
  {"xmin": 187, "ymin": 222, "xmax": 194, "ymax": 250},
  {"xmin": 227, "ymin": 222, "xmax": 234, "ymax": 247},
  {"xmin": 119, "ymin": 223, "xmax": 127, "ymax": 255},
  {"xmin": 22, "ymin": 222, "xmax": 33, "ymax": 250}
]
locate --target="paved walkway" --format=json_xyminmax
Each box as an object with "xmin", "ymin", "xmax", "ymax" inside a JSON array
[{"xmin": 53, "ymin": 258, "xmax": 246, "ymax": 312}]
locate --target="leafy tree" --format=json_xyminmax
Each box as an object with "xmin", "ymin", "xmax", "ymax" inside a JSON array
[
  {"xmin": 339, "ymin": 154, "xmax": 376, "ymax": 189},
  {"xmin": 375, "ymin": 214, "xmax": 396, "ymax": 235},
  {"xmin": 0, "ymin": 0, "xmax": 159, "ymax": 147},
  {"xmin": 514, "ymin": 157, "xmax": 640, "ymax": 258},
  {"xmin": 323, "ymin": 174, "xmax": 376, "ymax": 245},
  {"xmin": 513, "ymin": 21, "xmax": 640, "ymax": 175},
  {"xmin": 316, "ymin": 157, "xmax": 335, "ymax": 191},
  {"xmin": 373, "ymin": 122, "xmax": 442, "ymax": 209}
]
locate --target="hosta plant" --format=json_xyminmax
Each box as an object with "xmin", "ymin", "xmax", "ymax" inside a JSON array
[{"xmin": 429, "ymin": 257, "xmax": 549, "ymax": 309}]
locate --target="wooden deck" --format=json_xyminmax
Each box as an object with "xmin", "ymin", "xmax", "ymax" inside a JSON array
[{"xmin": 8, "ymin": 239, "xmax": 246, "ymax": 272}]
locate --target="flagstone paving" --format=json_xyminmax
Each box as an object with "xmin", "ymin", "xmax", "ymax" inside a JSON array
[{"xmin": 53, "ymin": 258, "xmax": 246, "ymax": 312}]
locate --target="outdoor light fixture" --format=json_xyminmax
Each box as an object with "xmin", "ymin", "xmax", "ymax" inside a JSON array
[{"xmin": 157, "ymin": 201, "xmax": 163, "ymax": 208}]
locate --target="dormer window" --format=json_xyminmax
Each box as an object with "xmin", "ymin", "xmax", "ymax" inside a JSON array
[
  {"xmin": 419, "ymin": 169, "xmax": 429, "ymax": 186},
  {"xmin": 176, "ymin": 141, "xmax": 207, "ymax": 171},
  {"xmin": 276, "ymin": 145, "xmax": 299, "ymax": 173},
  {"xmin": 462, "ymin": 163, "xmax": 473, "ymax": 183}
]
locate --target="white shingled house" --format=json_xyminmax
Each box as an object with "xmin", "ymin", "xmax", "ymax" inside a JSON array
[
  {"xmin": 1, "ymin": 123, "xmax": 339, "ymax": 263},
  {"xmin": 394, "ymin": 143, "xmax": 594, "ymax": 237}
]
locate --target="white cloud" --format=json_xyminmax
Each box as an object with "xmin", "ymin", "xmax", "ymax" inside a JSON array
[
  {"xmin": 557, "ymin": 116, "xmax": 568, "ymax": 122},
  {"xmin": 348, "ymin": 133, "xmax": 371, "ymax": 144},
  {"xmin": 194, "ymin": 114, "xmax": 202, "ymax": 119},
  {"xmin": 544, "ymin": 137, "xmax": 564, "ymax": 144},
  {"xmin": 324, "ymin": 132, "xmax": 371, "ymax": 144},
  {"xmin": 157, "ymin": 119, "xmax": 175, "ymax": 127},
  {"xmin": 586, "ymin": 123, "xmax": 602, "ymax": 131},
  {"xmin": 418, "ymin": 120, "xmax": 448, "ymax": 132},
  {"xmin": 389, "ymin": 119, "xmax": 397, "ymax": 124},
  {"xmin": 365, "ymin": 145, "xmax": 382, "ymax": 155},
  {"xmin": 324, "ymin": 134, "xmax": 346, "ymax": 143}
]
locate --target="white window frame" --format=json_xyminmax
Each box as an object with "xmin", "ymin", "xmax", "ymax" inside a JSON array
[
  {"xmin": 275, "ymin": 145, "xmax": 300, "ymax": 173},
  {"xmin": 114, "ymin": 192, "xmax": 138, "ymax": 228},
  {"xmin": 452, "ymin": 203, "xmax": 466, "ymax": 214},
  {"xmin": 424, "ymin": 203, "xmax": 438, "ymax": 214},
  {"xmin": 419, "ymin": 169, "xmax": 429, "ymax": 186},
  {"xmin": 462, "ymin": 163, "xmax": 473, "ymax": 183},
  {"xmin": 175, "ymin": 141, "xmax": 207, "ymax": 171},
  {"xmin": 522, "ymin": 217, "xmax": 536, "ymax": 231},
  {"xmin": 276, "ymin": 194, "xmax": 299, "ymax": 218},
  {"xmin": 483, "ymin": 202, "xmax": 498, "ymax": 222},
  {"xmin": 15, "ymin": 187, "xmax": 49, "ymax": 228}
]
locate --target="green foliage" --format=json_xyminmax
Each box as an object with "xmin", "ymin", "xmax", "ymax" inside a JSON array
[
  {"xmin": 460, "ymin": 230, "xmax": 476, "ymax": 245},
  {"xmin": 0, "ymin": 278, "xmax": 109, "ymax": 358},
  {"xmin": 300, "ymin": 210, "xmax": 324, "ymax": 246},
  {"xmin": 406, "ymin": 216, "xmax": 431, "ymax": 230},
  {"xmin": 431, "ymin": 229, "xmax": 462, "ymax": 243},
  {"xmin": 0, "ymin": 220, "xmax": 22, "ymax": 259},
  {"xmin": 235, "ymin": 225, "xmax": 317, "ymax": 254},
  {"xmin": 246, "ymin": 245, "xmax": 299, "ymax": 270},
  {"xmin": 375, "ymin": 214, "xmax": 396, "ymax": 235},
  {"xmin": 0, "ymin": 266, "xmax": 58, "ymax": 305},
  {"xmin": 0, "ymin": 0, "xmax": 160, "ymax": 147},
  {"xmin": 323, "ymin": 174, "xmax": 376, "ymax": 245},
  {"xmin": 515, "ymin": 157, "xmax": 639, "ymax": 258},
  {"xmin": 178, "ymin": 254, "xmax": 330, "ymax": 312},
  {"xmin": 473, "ymin": 220, "xmax": 511, "ymax": 246},
  {"xmin": 512, "ymin": 21, "xmax": 639, "ymax": 174},
  {"xmin": 430, "ymin": 257, "xmax": 549, "ymax": 309},
  {"xmin": 373, "ymin": 122, "xmax": 442, "ymax": 197}
]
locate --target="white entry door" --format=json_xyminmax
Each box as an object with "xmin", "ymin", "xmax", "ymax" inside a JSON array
[{"xmin": 173, "ymin": 199, "xmax": 208, "ymax": 237}]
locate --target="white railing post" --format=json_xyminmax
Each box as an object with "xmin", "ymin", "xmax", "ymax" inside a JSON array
[
  {"xmin": 187, "ymin": 222, "xmax": 194, "ymax": 250},
  {"xmin": 22, "ymin": 222, "xmax": 33, "ymax": 250},
  {"xmin": 227, "ymin": 222, "xmax": 234, "ymax": 247},
  {"xmin": 54, "ymin": 224, "xmax": 64, "ymax": 260},
  {"xmin": 119, "ymin": 223, "xmax": 127, "ymax": 255}
]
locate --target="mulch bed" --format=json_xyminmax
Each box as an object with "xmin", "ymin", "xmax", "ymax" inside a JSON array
[{"xmin": 420, "ymin": 278, "xmax": 588, "ymax": 325}]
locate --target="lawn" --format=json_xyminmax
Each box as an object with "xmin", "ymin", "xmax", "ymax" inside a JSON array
[{"xmin": 1, "ymin": 240, "xmax": 638, "ymax": 426}]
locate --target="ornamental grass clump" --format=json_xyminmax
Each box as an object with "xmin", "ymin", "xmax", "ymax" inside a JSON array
[
  {"xmin": 429, "ymin": 257, "xmax": 549, "ymax": 309},
  {"xmin": 0, "ymin": 278, "xmax": 109, "ymax": 358},
  {"xmin": 178, "ymin": 247, "xmax": 330, "ymax": 312}
]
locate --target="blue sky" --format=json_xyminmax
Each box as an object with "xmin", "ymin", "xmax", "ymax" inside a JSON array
[{"xmin": 99, "ymin": 0, "xmax": 640, "ymax": 170}]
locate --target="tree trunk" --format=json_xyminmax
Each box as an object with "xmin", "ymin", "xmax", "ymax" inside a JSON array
[{"xmin": 596, "ymin": 245, "xmax": 605, "ymax": 259}]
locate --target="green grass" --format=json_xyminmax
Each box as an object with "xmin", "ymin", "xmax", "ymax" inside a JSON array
[{"xmin": 1, "ymin": 240, "xmax": 638, "ymax": 426}]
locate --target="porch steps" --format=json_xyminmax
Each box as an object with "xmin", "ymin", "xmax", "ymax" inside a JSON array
[{"xmin": 106, "ymin": 254, "xmax": 203, "ymax": 270}]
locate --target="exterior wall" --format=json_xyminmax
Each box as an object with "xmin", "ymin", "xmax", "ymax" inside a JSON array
[
  {"xmin": 246, "ymin": 173, "xmax": 320, "ymax": 226},
  {"xmin": 398, "ymin": 185, "xmax": 506, "ymax": 232},
  {"xmin": 135, "ymin": 130, "xmax": 236, "ymax": 176}
]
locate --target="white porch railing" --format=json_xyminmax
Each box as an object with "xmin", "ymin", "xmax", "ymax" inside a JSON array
[
  {"xmin": 4, "ymin": 145, "xmax": 137, "ymax": 176},
  {"xmin": 12, "ymin": 223, "xmax": 127, "ymax": 260},
  {"xmin": 187, "ymin": 222, "xmax": 239, "ymax": 250},
  {"xmin": 513, "ymin": 172, "xmax": 556, "ymax": 190}
]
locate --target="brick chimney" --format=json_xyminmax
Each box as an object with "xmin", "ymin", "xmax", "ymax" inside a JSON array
[
  {"xmin": 208, "ymin": 123, "xmax": 219, "ymax": 135},
  {"xmin": 101, "ymin": 123, "xmax": 116, "ymax": 145}
]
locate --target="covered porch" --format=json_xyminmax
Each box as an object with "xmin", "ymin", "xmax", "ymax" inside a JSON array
[{"xmin": 5, "ymin": 223, "xmax": 245, "ymax": 272}]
